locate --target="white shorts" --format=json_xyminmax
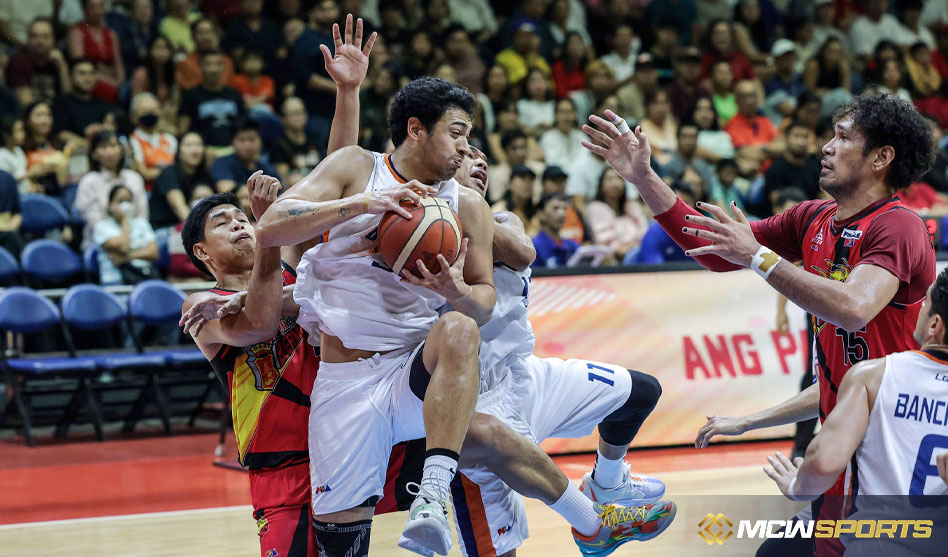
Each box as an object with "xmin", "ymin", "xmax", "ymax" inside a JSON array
[
  {"xmin": 452, "ymin": 355, "xmax": 633, "ymax": 556},
  {"xmin": 308, "ymin": 343, "xmax": 427, "ymax": 515}
]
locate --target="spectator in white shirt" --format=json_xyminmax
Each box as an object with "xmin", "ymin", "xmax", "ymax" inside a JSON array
[
  {"xmin": 921, "ymin": 0, "xmax": 948, "ymax": 29},
  {"xmin": 849, "ymin": 0, "xmax": 903, "ymax": 58},
  {"xmin": 447, "ymin": 0, "xmax": 497, "ymax": 44},
  {"xmin": 600, "ymin": 24, "xmax": 640, "ymax": 85},
  {"xmin": 94, "ymin": 184, "xmax": 159, "ymax": 285},
  {"xmin": 516, "ymin": 67, "xmax": 556, "ymax": 137},
  {"xmin": 895, "ymin": 0, "xmax": 936, "ymax": 48},
  {"xmin": 539, "ymin": 97, "xmax": 586, "ymax": 166}
]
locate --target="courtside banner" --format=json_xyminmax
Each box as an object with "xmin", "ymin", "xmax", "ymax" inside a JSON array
[{"xmin": 531, "ymin": 268, "xmax": 806, "ymax": 453}]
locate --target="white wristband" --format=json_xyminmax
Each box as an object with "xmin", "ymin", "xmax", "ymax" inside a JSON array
[
  {"xmin": 786, "ymin": 476, "xmax": 814, "ymax": 502},
  {"xmin": 611, "ymin": 114, "xmax": 631, "ymax": 134},
  {"xmin": 751, "ymin": 245, "xmax": 781, "ymax": 279}
]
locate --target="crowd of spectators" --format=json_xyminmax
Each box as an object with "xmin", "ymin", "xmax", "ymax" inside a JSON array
[{"xmin": 3, "ymin": 0, "xmax": 948, "ymax": 279}]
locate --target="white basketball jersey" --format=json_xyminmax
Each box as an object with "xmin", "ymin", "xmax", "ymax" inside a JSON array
[
  {"xmin": 853, "ymin": 351, "xmax": 948, "ymax": 499},
  {"xmin": 475, "ymin": 264, "xmax": 535, "ymax": 394},
  {"xmin": 294, "ymin": 152, "xmax": 459, "ymax": 351}
]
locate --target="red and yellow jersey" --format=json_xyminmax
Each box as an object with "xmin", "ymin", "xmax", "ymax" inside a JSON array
[{"xmin": 209, "ymin": 263, "xmax": 319, "ymax": 470}]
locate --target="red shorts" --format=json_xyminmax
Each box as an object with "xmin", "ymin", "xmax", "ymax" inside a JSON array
[{"xmin": 249, "ymin": 461, "xmax": 315, "ymax": 557}]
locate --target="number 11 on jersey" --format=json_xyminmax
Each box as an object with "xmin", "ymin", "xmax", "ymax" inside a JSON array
[{"xmin": 587, "ymin": 363, "xmax": 615, "ymax": 386}]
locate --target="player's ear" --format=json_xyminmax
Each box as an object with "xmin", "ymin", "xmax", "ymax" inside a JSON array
[
  {"xmin": 933, "ymin": 313, "xmax": 947, "ymax": 345},
  {"xmin": 193, "ymin": 242, "xmax": 212, "ymax": 268},
  {"xmin": 873, "ymin": 145, "xmax": 895, "ymax": 173},
  {"xmin": 407, "ymin": 117, "xmax": 426, "ymax": 142}
]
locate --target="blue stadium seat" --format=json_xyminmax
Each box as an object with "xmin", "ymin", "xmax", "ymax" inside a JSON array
[
  {"xmin": 0, "ymin": 287, "xmax": 101, "ymax": 445},
  {"xmin": 20, "ymin": 194, "xmax": 69, "ymax": 234},
  {"xmin": 129, "ymin": 280, "xmax": 187, "ymax": 325},
  {"xmin": 21, "ymin": 240, "xmax": 83, "ymax": 284},
  {"xmin": 82, "ymin": 245, "xmax": 100, "ymax": 283},
  {"xmin": 0, "ymin": 245, "xmax": 20, "ymax": 284}
]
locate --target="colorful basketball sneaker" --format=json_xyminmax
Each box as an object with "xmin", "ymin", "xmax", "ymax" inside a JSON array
[
  {"xmin": 579, "ymin": 462, "xmax": 666, "ymax": 506},
  {"xmin": 397, "ymin": 483, "xmax": 451, "ymax": 556},
  {"xmin": 572, "ymin": 501, "xmax": 677, "ymax": 556}
]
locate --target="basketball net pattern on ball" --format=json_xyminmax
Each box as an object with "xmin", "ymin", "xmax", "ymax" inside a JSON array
[{"xmin": 389, "ymin": 197, "xmax": 462, "ymax": 275}]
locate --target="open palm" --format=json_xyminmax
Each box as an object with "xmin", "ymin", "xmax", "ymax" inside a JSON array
[
  {"xmin": 321, "ymin": 13, "xmax": 377, "ymax": 89},
  {"xmin": 581, "ymin": 109, "xmax": 653, "ymax": 185}
]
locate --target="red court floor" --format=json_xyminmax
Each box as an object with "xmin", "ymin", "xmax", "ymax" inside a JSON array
[{"xmin": 0, "ymin": 432, "xmax": 793, "ymax": 525}]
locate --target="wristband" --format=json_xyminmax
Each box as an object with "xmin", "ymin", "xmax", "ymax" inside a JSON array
[
  {"xmin": 611, "ymin": 114, "xmax": 631, "ymax": 134},
  {"xmin": 363, "ymin": 190, "xmax": 372, "ymax": 214},
  {"xmin": 751, "ymin": 245, "xmax": 781, "ymax": 279},
  {"xmin": 786, "ymin": 476, "xmax": 813, "ymax": 502}
]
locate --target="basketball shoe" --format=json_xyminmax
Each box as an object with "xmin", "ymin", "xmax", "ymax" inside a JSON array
[
  {"xmin": 397, "ymin": 483, "xmax": 451, "ymax": 556},
  {"xmin": 579, "ymin": 462, "xmax": 666, "ymax": 506},
  {"xmin": 572, "ymin": 500, "xmax": 677, "ymax": 556}
]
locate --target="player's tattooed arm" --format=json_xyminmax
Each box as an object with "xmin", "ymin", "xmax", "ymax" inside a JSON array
[{"xmin": 492, "ymin": 211, "xmax": 535, "ymax": 271}]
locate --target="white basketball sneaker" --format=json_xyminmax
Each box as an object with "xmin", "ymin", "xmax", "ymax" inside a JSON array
[
  {"xmin": 397, "ymin": 483, "xmax": 451, "ymax": 556},
  {"xmin": 579, "ymin": 462, "xmax": 666, "ymax": 507}
]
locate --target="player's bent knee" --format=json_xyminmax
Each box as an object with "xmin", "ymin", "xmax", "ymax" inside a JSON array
[
  {"xmin": 312, "ymin": 518, "xmax": 372, "ymax": 557},
  {"xmin": 432, "ymin": 311, "xmax": 480, "ymax": 351},
  {"xmin": 630, "ymin": 370, "xmax": 662, "ymax": 410},
  {"xmin": 599, "ymin": 370, "xmax": 663, "ymax": 445}
]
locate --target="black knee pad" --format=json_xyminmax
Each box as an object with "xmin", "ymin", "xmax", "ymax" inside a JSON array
[
  {"xmin": 598, "ymin": 370, "xmax": 662, "ymax": 446},
  {"xmin": 312, "ymin": 519, "xmax": 372, "ymax": 557}
]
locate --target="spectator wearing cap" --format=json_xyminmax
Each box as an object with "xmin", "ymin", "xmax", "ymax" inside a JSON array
[
  {"xmin": 586, "ymin": 166, "xmax": 648, "ymax": 261},
  {"xmin": 761, "ymin": 120, "xmax": 820, "ymax": 216},
  {"xmin": 765, "ymin": 39, "xmax": 805, "ymax": 99},
  {"xmin": 540, "ymin": 98, "xmax": 585, "ymax": 166},
  {"xmin": 210, "ymin": 117, "xmax": 279, "ymax": 193},
  {"xmin": 701, "ymin": 19, "xmax": 755, "ymax": 83},
  {"xmin": 178, "ymin": 49, "xmax": 245, "ymax": 155},
  {"xmin": 495, "ymin": 18, "xmax": 551, "ymax": 86},
  {"xmin": 486, "ymin": 128, "xmax": 544, "ymax": 204},
  {"xmin": 531, "ymin": 193, "xmax": 579, "ymax": 269},
  {"xmin": 541, "ymin": 165, "xmax": 586, "ymax": 244},
  {"xmin": 493, "ymin": 165, "xmax": 539, "ymax": 236},
  {"xmin": 849, "ymin": 0, "xmax": 903, "ymax": 59},
  {"xmin": 601, "ymin": 24, "xmax": 640, "ymax": 85},
  {"xmin": 667, "ymin": 47, "xmax": 711, "ymax": 122},
  {"xmin": 724, "ymin": 79, "xmax": 778, "ymax": 154},
  {"xmin": 552, "ymin": 31, "xmax": 592, "ymax": 100},
  {"xmin": 175, "ymin": 18, "xmax": 236, "ymax": 91},
  {"xmin": 663, "ymin": 122, "xmax": 715, "ymax": 188},
  {"xmin": 895, "ymin": 0, "xmax": 935, "ymax": 49},
  {"xmin": 648, "ymin": 1, "xmax": 697, "ymax": 46},
  {"xmin": 616, "ymin": 54, "xmax": 657, "ymax": 123}
]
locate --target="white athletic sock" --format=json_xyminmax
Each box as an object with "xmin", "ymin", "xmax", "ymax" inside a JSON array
[
  {"xmin": 419, "ymin": 454, "xmax": 457, "ymax": 502},
  {"xmin": 550, "ymin": 482, "xmax": 601, "ymax": 537},
  {"xmin": 592, "ymin": 450, "xmax": 625, "ymax": 489}
]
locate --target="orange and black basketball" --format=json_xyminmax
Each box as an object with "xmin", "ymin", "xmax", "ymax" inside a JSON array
[{"xmin": 378, "ymin": 197, "xmax": 463, "ymax": 276}]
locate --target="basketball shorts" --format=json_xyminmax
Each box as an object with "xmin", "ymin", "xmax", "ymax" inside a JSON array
[
  {"xmin": 308, "ymin": 343, "xmax": 427, "ymax": 515},
  {"xmin": 250, "ymin": 462, "xmax": 316, "ymax": 557},
  {"xmin": 452, "ymin": 356, "xmax": 633, "ymax": 556}
]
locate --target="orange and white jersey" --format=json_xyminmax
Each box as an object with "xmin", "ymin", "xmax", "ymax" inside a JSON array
[{"xmin": 294, "ymin": 151, "xmax": 459, "ymax": 352}]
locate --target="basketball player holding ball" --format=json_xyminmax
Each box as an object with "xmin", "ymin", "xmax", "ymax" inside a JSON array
[{"xmin": 256, "ymin": 77, "xmax": 495, "ymax": 557}]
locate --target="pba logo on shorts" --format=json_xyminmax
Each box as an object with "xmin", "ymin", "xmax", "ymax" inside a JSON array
[
  {"xmin": 497, "ymin": 524, "xmax": 512, "ymax": 536},
  {"xmin": 313, "ymin": 484, "xmax": 332, "ymax": 495},
  {"xmin": 265, "ymin": 550, "xmax": 279, "ymax": 557}
]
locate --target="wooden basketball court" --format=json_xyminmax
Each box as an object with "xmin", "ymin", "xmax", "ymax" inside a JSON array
[{"xmin": 0, "ymin": 430, "xmax": 802, "ymax": 556}]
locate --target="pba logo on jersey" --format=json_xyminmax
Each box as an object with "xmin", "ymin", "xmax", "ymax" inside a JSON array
[
  {"xmin": 313, "ymin": 484, "xmax": 332, "ymax": 495},
  {"xmin": 841, "ymin": 228, "xmax": 863, "ymax": 247}
]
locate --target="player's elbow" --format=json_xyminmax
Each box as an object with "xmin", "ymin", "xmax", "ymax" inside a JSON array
[
  {"xmin": 837, "ymin": 301, "xmax": 874, "ymax": 333},
  {"xmin": 805, "ymin": 439, "xmax": 847, "ymax": 478},
  {"xmin": 508, "ymin": 242, "xmax": 536, "ymax": 272},
  {"xmin": 254, "ymin": 214, "xmax": 282, "ymax": 248}
]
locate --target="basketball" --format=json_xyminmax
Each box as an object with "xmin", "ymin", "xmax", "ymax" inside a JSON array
[{"xmin": 378, "ymin": 196, "xmax": 463, "ymax": 276}]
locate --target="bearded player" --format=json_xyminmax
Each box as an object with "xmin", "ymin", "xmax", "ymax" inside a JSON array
[{"xmin": 583, "ymin": 93, "xmax": 936, "ymax": 557}]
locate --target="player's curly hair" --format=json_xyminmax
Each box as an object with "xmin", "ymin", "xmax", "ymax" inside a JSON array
[
  {"xmin": 182, "ymin": 192, "xmax": 242, "ymax": 279},
  {"xmin": 929, "ymin": 268, "xmax": 948, "ymax": 343},
  {"xmin": 832, "ymin": 93, "xmax": 935, "ymax": 192},
  {"xmin": 387, "ymin": 77, "xmax": 477, "ymax": 147}
]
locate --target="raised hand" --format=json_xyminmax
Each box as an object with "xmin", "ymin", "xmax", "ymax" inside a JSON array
[
  {"xmin": 320, "ymin": 13, "xmax": 377, "ymax": 90},
  {"xmin": 680, "ymin": 201, "xmax": 761, "ymax": 267},
  {"xmin": 364, "ymin": 180, "xmax": 439, "ymax": 219},
  {"xmin": 400, "ymin": 237, "xmax": 471, "ymax": 300},
  {"xmin": 247, "ymin": 170, "xmax": 282, "ymax": 221},
  {"xmin": 581, "ymin": 109, "xmax": 652, "ymax": 184}
]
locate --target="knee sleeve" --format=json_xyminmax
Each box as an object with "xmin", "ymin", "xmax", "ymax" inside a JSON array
[
  {"xmin": 598, "ymin": 370, "xmax": 662, "ymax": 446},
  {"xmin": 312, "ymin": 519, "xmax": 372, "ymax": 557}
]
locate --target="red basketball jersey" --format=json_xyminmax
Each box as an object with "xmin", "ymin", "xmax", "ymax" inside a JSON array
[
  {"xmin": 752, "ymin": 197, "xmax": 935, "ymax": 555},
  {"xmin": 209, "ymin": 263, "xmax": 319, "ymax": 470}
]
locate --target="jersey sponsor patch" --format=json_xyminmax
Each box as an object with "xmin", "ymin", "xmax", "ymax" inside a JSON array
[{"xmin": 841, "ymin": 228, "xmax": 863, "ymax": 247}]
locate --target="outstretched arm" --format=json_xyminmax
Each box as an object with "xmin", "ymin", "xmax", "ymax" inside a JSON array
[
  {"xmin": 764, "ymin": 358, "xmax": 881, "ymax": 501},
  {"xmin": 696, "ymin": 382, "xmax": 821, "ymax": 448},
  {"xmin": 323, "ymin": 14, "xmax": 376, "ymax": 154}
]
